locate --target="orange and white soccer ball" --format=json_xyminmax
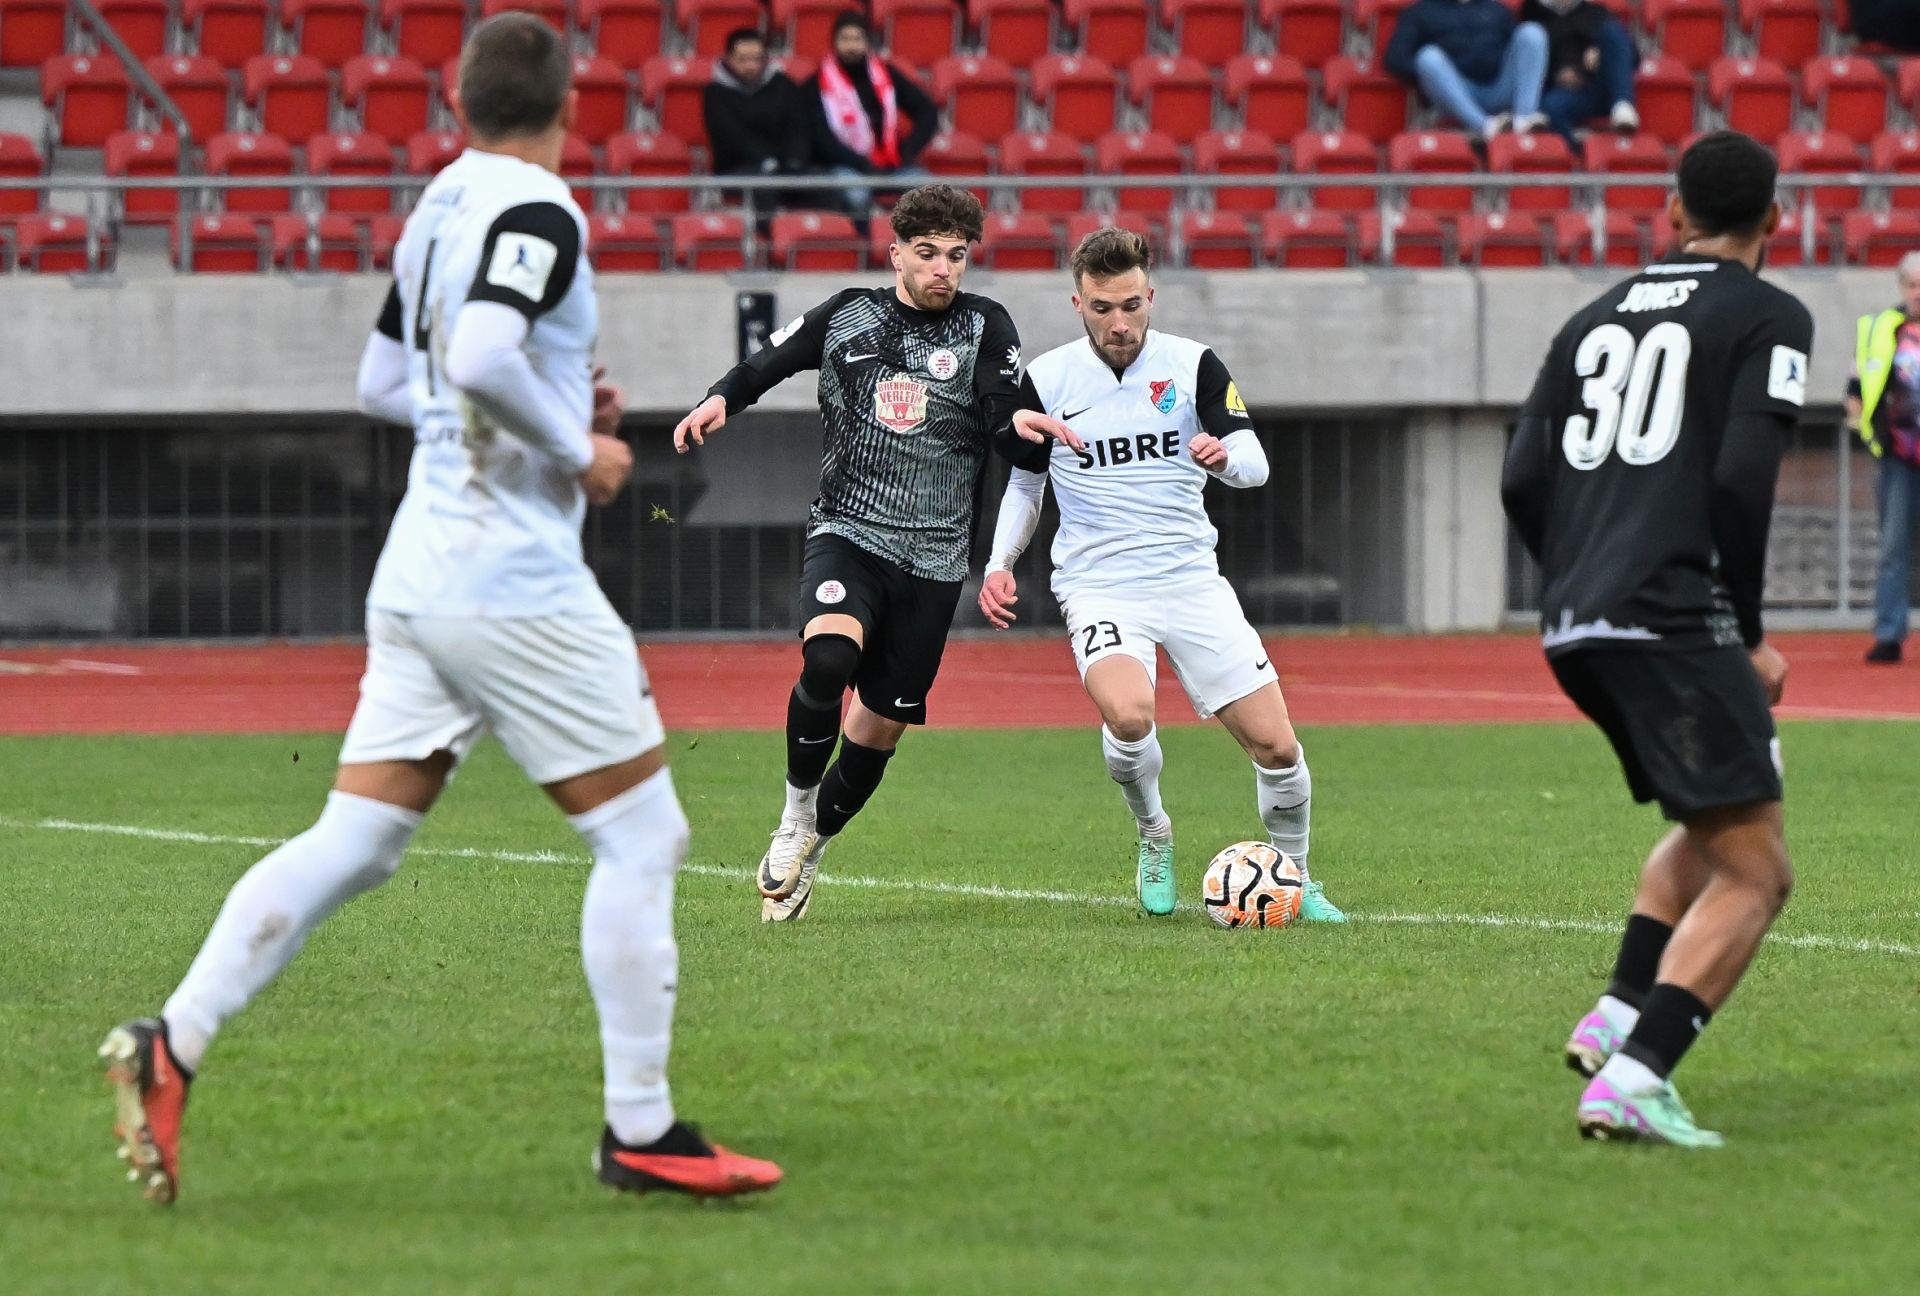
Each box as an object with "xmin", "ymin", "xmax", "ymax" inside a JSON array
[{"xmin": 1201, "ymin": 841, "xmax": 1303, "ymax": 928}]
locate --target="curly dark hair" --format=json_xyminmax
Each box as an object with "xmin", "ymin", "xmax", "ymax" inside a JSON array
[
  {"xmin": 889, "ymin": 184, "xmax": 986, "ymax": 244},
  {"xmin": 458, "ymin": 13, "xmax": 572, "ymax": 140},
  {"xmin": 1677, "ymin": 130, "xmax": 1778, "ymax": 237},
  {"xmin": 1069, "ymin": 227, "xmax": 1153, "ymax": 286}
]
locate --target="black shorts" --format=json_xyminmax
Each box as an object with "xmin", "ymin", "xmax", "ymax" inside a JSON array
[
  {"xmin": 798, "ymin": 532, "xmax": 961, "ymax": 725},
  {"xmin": 1550, "ymin": 646, "xmax": 1782, "ymax": 821}
]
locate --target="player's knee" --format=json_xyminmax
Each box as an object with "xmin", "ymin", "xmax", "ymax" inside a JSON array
[
  {"xmin": 796, "ymin": 633, "xmax": 861, "ymax": 709},
  {"xmin": 1105, "ymin": 709, "xmax": 1155, "ymax": 743},
  {"xmin": 1247, "ymin": 735, "xmax": 1301, "ymax": 770}
]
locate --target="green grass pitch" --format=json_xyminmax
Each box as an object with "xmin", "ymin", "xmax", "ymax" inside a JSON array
[{"xmin": 3, "ymin": 721, "xmax": 1917, "ymax": 1294}]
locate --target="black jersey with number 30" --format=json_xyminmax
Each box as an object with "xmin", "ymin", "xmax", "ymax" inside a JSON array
[{"xmin": 1503, "ymin": 255, "xmax": 1815, "ymax": 657}]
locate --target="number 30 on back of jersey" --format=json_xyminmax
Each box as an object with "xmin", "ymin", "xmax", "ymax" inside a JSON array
[{"xmin": 1563, "ymin": 321, "xmax": 1692, "ymax": 471}]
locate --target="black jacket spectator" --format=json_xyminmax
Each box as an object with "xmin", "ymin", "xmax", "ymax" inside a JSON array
[
  {"xmin": 1384, "ymin": 0, "xmax": 1520, "ymax": 85},
  {"xmin": 704, "ymin": 61, "xmax": 807, "ymax": 175},
  {"xmin": 1845, "ymin": 0, "xmax": 1920, "ymax": 51}
]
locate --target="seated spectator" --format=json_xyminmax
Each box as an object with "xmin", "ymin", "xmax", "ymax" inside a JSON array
[
  {"xmin": 804, "ymin": 11, "xmax": 938, "ymax": 217},
  {"xmin": 1844, "ymin": 0, "xmax": 1920, "ymax": 51},
  {"xmin": 1522, "ymin": 0, "xmax": 1638, "ymax": 143},
  {"xmin": 703, "ymin": 28, "xmax": 811, "ymax": 210},
  {"xmin": 1385, "ymin": 0, "xmax": 1550, "ymax": 142}
]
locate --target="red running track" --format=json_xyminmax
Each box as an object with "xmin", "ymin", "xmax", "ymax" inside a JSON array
[{"xmin": 0, "ymin": 633, "xmax": 1913, "ymax": 736}]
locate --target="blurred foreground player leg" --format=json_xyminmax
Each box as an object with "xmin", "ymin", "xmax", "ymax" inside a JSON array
[
  {"xmin": 1503, "ymin": 131, "xmax": 1812, "ymax": 1147},
  {"xmin": 101, "ymin": 16, "xmax": 778, "ymax": 1205}
]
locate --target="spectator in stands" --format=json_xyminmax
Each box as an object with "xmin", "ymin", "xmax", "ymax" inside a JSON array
[
  {"xmin": 1843, "ymin": 0, "xmax": 1920, "ymax": 51},
  {"xmin": 705, "ymin": 29, "xmax": 808, "ymax": 181},
  {"xmin": 1384, "ymin": 0, "xmax": 1551, "ymax": 142},
  {"xmin": 804, "ymin": 11, "xmax": 938, "ymax": 218},
  {"xmin": 1845, "ymin": 254, "xmax": 1920, "ymax": 664},
  {"xmin": 1521, "ymin": 0, "xmax": 1639, "ymax": 143}
]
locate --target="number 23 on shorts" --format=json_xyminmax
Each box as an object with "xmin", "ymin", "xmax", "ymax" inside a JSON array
[{"xmin": 1079, "ymin": 620, "xmax": 1122, "ymax": 658}]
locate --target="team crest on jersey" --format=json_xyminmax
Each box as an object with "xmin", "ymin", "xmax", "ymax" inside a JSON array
[
  {"xmin": 926, "ymin": 348, "xmax": 960, "ymax": 381},
  {"xmin": 1149, "ymin": 380, "xmax": 1178, "ymax": 414},
  {"xmin": 875, "ymin": 375, "xmax": 929, "ymax": 432}
]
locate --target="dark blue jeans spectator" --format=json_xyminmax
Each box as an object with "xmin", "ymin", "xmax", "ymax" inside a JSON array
[
  {"xmin": 1540, "ymin": 19, "xmax": 1638, "ymax": 144},
  {"xmin": 1873, "ymin": 456, "xmax": 1919, "ymax": 646}
]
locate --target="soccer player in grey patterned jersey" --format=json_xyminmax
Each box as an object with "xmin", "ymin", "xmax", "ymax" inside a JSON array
[{"xmin": 673, "ymin": 184, "xmax": 1081, "ymax": 922}]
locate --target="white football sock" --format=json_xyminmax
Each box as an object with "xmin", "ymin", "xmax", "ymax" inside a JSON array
[
  {"xmin": 1597, "ymin": 994, "xmax": 1641, "ymax": 1036},
  {"xmin": 162, "ymin": 790, "xmax": 422, "ymax": 1072},
  {"xmin": 573, "ymin": 768, "xmax": 687, "ymax": 1147},
  {"xmin": 1102, "ymin": 725, "xmax": 1166, "ymax": 835},
  {"xmin": 1256, "ymin": 749, "xmax": 1311, "ymax": 879},
  {"xmin": 1596, "ymin": 1051, "xmax": 1666, "ymax": 1097},
  {"xmin": 782, "ymin": 779, "xmax": 818, "ymax": 825}
]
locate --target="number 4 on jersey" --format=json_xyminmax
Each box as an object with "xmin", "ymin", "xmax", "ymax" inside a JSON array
[{"xmin": 1563, "ymin": 321, "xmax": 1691, "ymax": 470}]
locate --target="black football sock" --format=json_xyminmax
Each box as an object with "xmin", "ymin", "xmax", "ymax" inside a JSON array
[
  {"xmin": 786, "ymin": 687, "xmax": 842, "ymax": 789},
  {"xmin": 1618, "ymin": 983, "xmax": 1713, "ymax": 1080},
  {"xmin": 1605, "ymin": 913, "xmax": 1674, "ymax": 1009},
  {"xmin": 813, "ymin": 739, "xmax": 894, "ymax": 838}
]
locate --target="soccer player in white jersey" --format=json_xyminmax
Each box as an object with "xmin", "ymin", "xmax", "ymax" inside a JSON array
[
  {"xmin": 980, "ymin": 229, "xmax": 1346, "ymax": 922},
  {"xmin": 97, "ymin": 15, "xmax": 780, "ymax": 1205}
]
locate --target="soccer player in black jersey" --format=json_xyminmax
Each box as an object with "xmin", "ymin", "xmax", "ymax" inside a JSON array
[
  {"xmin": 1502, "ymin": 131, "xmax": 1814, "ymax": 1147},
  {"xmin": 673, "ymin": 184, "xmax": 1081, "ymax": 921}
]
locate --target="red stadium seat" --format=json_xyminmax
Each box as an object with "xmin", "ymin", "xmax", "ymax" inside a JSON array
[
  {"xmin": 770, "ymin": 210, "xmax": 863, "ymax": 270},
  {"xmin": 920, "ymin": 129, "xmax": 992, "ymax": 202},
  {"xmin": 1031, "ymin": 55, "xmax": 1117, "ymax": 144},
  {"xmin": 640, "ymin": 57, "xmax": 710, "ymax": 148},
  {"xmin": 381, "ymin": 0, "xmax": 464, "ymax": 65},
  {"xmin": 1094, "ymin": 128, "xmax": 1183, "ymax": 213},
  {"xmin": 1164, "ymin": 0, "xmax": 1244, "ymax": 62},
  {"xmin": 1777, "ymin": 130, "xmax": 1862, "ymax": 218},
  {"xmin": 282, "ymin": 0, "xmax": 371, "ymax": 68},
  {"xmin": 273, "ymin": 212, "xmax": 365, "ymax": 270},
  {"xmin": 308, "ymin": 131, "xmax": 395, "ymax": 214},
  {"xmin": 1064, "ymin": 209, "xmax": 1163, "ymax": 251},
  {"xmin": 1179, "ymin": 209, "xmax": 1256, "ymax": 268},
  {"xmin": 146, "ymin": 56, "xmax": 229, "ymax": 143},
  {"xmin": 560, "ymin": 132, "xmax": 595, "ymax": 210},
  {"xmin": 979, "ymin": 211, "xmax": 1061, "ymax": 268},
  {"xmin": 1456, "ymin": 211, "xmax": 1548, "ymax": 266},
  {"xmin": 1260, "ymin": 0, "xmax": 1344, "ymax": 68},
  {"xmin": 368, "ymin": 212, "xmax": 403, "ymax": 266},
  {"xmin": 1387, "ymin": 130, "xmax": 1478, "ymax": 212},
  {"xmin": 680, "ymin": 0, "xmax": 761, "ymax": 57},
  {"xmin": 1225, "ymin": 54, "xmax": 1309, "ymax": 142},
  {"xmin": 14, "ymin": 211, "xmax": 98, "ymax": 271},
  {"xmin": 1323, "ymin": 57, "xmax": 1408, "ymax": 147},
  {"xmin": 405, "ymin": 128, "xmax": 464, "ymax": 174},
  {"xmin": 1553, "ymin": 209, "xmax": 1646, "ymax": 268},
  {"xmin": 183, "ymin": 0, "xmax": 270, "ymax": 68},
  {"xmin": 1643, "ymin": 0, "xmax": 1727, "ymax": 71},
  {"xmin": 1871, "ymin": 131, "xmax": 1920, "ymax": 210},
  {"xmin": 1802, "ymin": 57, "xmax": 1888, "ymax": 141},
  {"xmin": 344, "ymin": 55, "xmax": 431, "ymax": 145},
  {"xmin": 579, "ymin": 0, "xmax": 662, "ymax": 69},
  {"xmin": 1358, "ymin": 208, "xmax": 1447, "ymax": 267},
  {"xmin": 1766, "ymin": 205, "xmax": 1828, "ymax": 265},
  {"xmin": 245, "ymin": 55, "xmax": 332, "ymax": 143},
  {"xmin": 1487, "ymin": 131, "xmax": 1575, "ymax": 211},
  {"xmin": 1634, "ymin": 56, "xmax": 1697, "ymax": 145},
  {"xmin": 1844, "ymin": 211, "xmax": 1920, "ymax": 267},
  {"xmin": 0, "ymin": 131, "xmax": 41, "ymax": 216},
  {"xmin": 774, "ymin": 0, "xmax": 841, "ymax": 59},
  {"xmin": 1900, "ymin": 61, "xmax": 1920, "ymax": 117},
  {"xmin": 934, "ymin": 55, "xmax": 1019, "ymax": 141},
  {"xmin": 480, "ymin": 0, "xmax": 568, "ymax": 20},
  {"xmin": 971, "ymin": 0, "xmax": 1053, "ymax": 65},
  {"xmin": 97, "ymin": 0, "xmax": 170, "ymax": 61},
  {"xmin": 1292, "ymin": 129, "xmax": 1378, "ymax": 211},
  {"xmin": 1127, "ymin": 55, "xmax": 1214, "ymax": 143},
  {"xmin": 1708, "ymin": 57, "xmax": 1793, "ymax": 142},
  {"xmin": 42, "ymin": 56, "xmax": 132, "ymax": 148},
  {"xmin": 606, "ymin": 130, "xmax": 691, "ymax": 214},
  {"xmin": 1001, "ymin": 130, "xmax": 1086, "ymax": 213},
  {"xmin": 587, "ymin": 211, "xmax": 667, "ymax": 270},
  {"xmin": 1195, "ymin": 129, "xmax": 1280, "ymax": 212},
  {"xmin": 1584, "ymin": 132, "xmax": 1671, "ymax": 214},
  {"xmin": 569, "ymin": 55, "xmax": 629, "ymax": 145},
  {"xmin": 1740, "ymin": 0, "xmax": 1822, "ymax": 67},
  {"xmin": 206, "ymin": 130, "xmax": 295, "ymax": 213},
  {"xmin": 1352, "ymin": 0, "xmax": 1417, "ymax": 50},
  {"xmin": 873, "ymin": 0, "xmax": 961, "ymax": 68},
  {"xmin": 674, "ymin": 212, "xmax": 745, "ymax": 269},
  {"xmin": 0, "ymin": 0, "xmax": 65, "ymax": 68},
  {"xmin": 1262, "ymin": 208, "xmax": 1352, "ymax": 268},
  {"xmin": 1068, "ymin": 0, "xmax": 1151, "ymax": 65},
  {"xmin": 105, "ymin": 129, "xmax": 182, "ymax": 224},
  {"xmin": 174, "ymin": 212, "xmax": 266, "ymax": 271}
]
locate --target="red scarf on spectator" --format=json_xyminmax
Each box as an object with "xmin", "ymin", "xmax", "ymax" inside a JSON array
[{"xmin": 819, "ymin": 55, "xmax": 901, "ymax": 168}]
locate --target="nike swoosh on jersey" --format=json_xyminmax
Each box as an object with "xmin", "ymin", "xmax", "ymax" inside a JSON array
[
  {"xmin": 845, "ymin": 352, "xmax": 881, "ymax": 363},
  {"xmin": 1254, "ymin": 658, "xmax": 1270, "ymax": 671},
  {"xmin": 1061, "ymin": 407, "xmax": 1093, "ymax": 421}
]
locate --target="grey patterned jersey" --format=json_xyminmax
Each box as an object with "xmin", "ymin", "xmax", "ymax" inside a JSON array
[{"xmin": 709, "ymin": 286, "xmax": 1047, "ymax": 581}]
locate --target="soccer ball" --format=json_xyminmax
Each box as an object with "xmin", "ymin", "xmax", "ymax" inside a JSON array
[{"xmin": 1201, "ymin": 842, "xmax": 1303, "ymax": 928}]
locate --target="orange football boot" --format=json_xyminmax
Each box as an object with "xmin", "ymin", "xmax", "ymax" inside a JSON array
[{"xmin": 100, "ymin": 1018, "xmax": 192, "ymax": 1205}]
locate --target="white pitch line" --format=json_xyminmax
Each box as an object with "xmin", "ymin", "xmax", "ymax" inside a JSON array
[{"xmin": 2, "ymin": 814, "xmax": 1913, "ymax": 958}]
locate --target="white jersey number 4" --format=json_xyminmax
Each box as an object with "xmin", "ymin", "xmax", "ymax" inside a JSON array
[{"xmin": 1562, "ymin": 321, "xmax": 1691, "ymax": 471}]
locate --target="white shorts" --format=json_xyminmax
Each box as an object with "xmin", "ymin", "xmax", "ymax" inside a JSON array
[
  {"xmin": 1060, "ymin": 575, "xmax": 1278, "ymax": 720},
  {"xmin": 340, "ymin": 595, "xmax": 664, "ymax": 785}
]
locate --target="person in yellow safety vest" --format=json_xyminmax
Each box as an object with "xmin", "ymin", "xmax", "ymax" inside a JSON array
[{"xmin": 1845, "ymin": 251, "xmax": 1920, "ymax": 665}]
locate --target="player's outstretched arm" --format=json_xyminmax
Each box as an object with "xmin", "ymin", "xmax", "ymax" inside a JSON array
[
  {"xmin": 981, "ymin": 467, "xmax": 1048, "ymax": 628},
  {"xmin": 680, "ymin": 291, "xmax": 845, "ymax": 453},
  {"xmin": 354, "ymin": 283, "xmax": 413, "ymax": 426},
  {"xmin": 444, "ymin": 300, "xmax": 596, "ymax": 475},
  {"xmin": 1192, "ymin": 350, "xmax": 1268, "ymax": 487}
]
